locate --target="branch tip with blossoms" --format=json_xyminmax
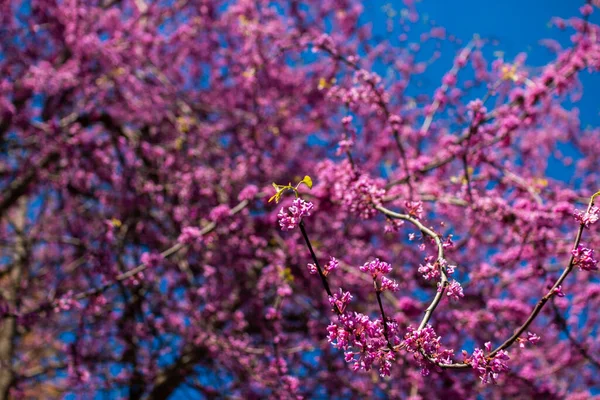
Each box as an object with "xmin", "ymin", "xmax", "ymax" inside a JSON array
[
  {"xmin": 374, "ymin": 205, "xmax": 451, "ymax": 330},
  {"xmin": 487, "ymin": 190, "xmax": 600, "ymax": 358}
]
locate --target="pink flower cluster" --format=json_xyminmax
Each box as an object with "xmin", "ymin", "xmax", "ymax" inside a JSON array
[
  {"xmin": 380, "ymin": 276, "xmax": 400, "ymax": 292},
  {"xmin": 53, "ymin": 291, "xmax": 81, "ymax": 313},
  {"xmin": 405, "ymin": 201, "xmax": 424, "ymax": 219},
  {"xmin": 327, "ymin": 311, "xmax": 400, "ymax": 377},
  {"xmin": 358, "ymin": 258, "xmax": 401, "ymax": 292},
  {"xmin": 277, "ymin": 198, "xmax": 314, "ymax": 231},
  {"xmin": 418, "ymin": 259, "xmax": 440, "ymax": 281},
  {"xmin": 209, "ymin": 204, "xmax": 230, "ymax": 222},
  {"xmin": 307, "ymin": 257, "xmax": 339, "ymax": 276},
  {"xmin": 441, "ymin": 280, "xmax": 464, "ymax": 301},
  {"xmin": 177, "ymin": 226, "xmax": 203, "ymax": 244},
  {"xmin": 359, "ymin": 258, "xmax": 392, "ymax": 278},
  {"xmin": 237, "ymin": 184, "xmax": 258, "ymax": 201},
  {"xmin": 419, "ymin": 258, "xmax": 456, "ymax": 282},
  {"xmin": 403, "ymin": 325, "xmax": 455, "ymax": 376},
  {"xmin": 467, "ymin": 99, "xmax": 487, "ymax": 125},
  {"xmin": 343, "ymin": 174, "xmax": 386, "ymax": 219},
  {"xmin": 324, "ymin": 257, "xmax": 339, "ymax": 276},
  {"xmin": 140, "ymin": 252, "xmax": 164, "ymax": 268},
  {"xmin": 466, "ymin": 342, "xmax": 510, "ymax": 384},
  {"xmin": 574, "ymin": 206, "xmax": 600, "ymax": 228},
  {"xmin": 519, "ymin": 332, "xmax": 541, "ymax": 348},
  {"xmin": 328, "ymin": 289, "xmax": 353, "ymax": 313},
  {"xmin": 571, "ymin": 245, "xmax": 598, "ymax": 271},
  {"xmin": 315, "ymin": 160, "xmax": 385, "ymax": 219}
]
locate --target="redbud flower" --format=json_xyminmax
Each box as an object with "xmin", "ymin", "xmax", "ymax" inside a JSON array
[
  {"xmin": 329, "ymin": 289, "xmax": 353, "ymax": 313},
  {"xmin": 526, "ymin": 332, "xmax": 541, "ymax": 346},
  {"xmin": 574, "ymin": 206, "xmax": 599, "ymax": 228},
  {"xmin": 209, "ymin": 204, "xmax": 231, "ymax": 222},
  {"xmin": 442, "ymin": 236, "xmax": 455, "ymax": 250},
  {"xmin": 323, "ymin": 257, "xmax": 339, "ymax": 276},
  {"xmin": 572, "ymin": 245, "xmax": 598, "ymax": 271},
  {"xmin": 444, "ymin": 280, "xmax": 464, "ymax": 300},
  {"xmin": 238, "ymin": 184, "xmax": 258, "ymax": 201},
  {"xmin": 177, "ymin": 226, "xmax": 203, "ymax": 244},
  {"xmin": 405, "ymin": 201, "xmax": 424, "ymax": 219},
  {"xmin": 468, "ymin": 342, "xmax": 510, "ymax": 384},
  {"xmin": 54, "ymin": 291, "xmax": 81, "ymax": 313},
  {"xmin": 388, "ymin": 114, "xmax": 403, "ymax": 128},
  {"xmin": 418, "ymin": 259, "xmax": 440, "ymax": 281},
  {"xmin": 314, "ymin": 34, "xmax": 334, "ymax": 51},
  {"xmin": 384, "ymin": 218, "xmax": 404, "ymax": 233},
  {"xmin": 380, "ymin": 276, "xmax": 400, "ymax": 292},
  {"xmin": 141, "ymin": 252, "xmax": 163, "ymax": 268},
  {"xmin": 552, "ymin": 285, "xmax": 566, "ymax": 298},
  {"xmin": 329, "ymin": 312, "xmax": 400, "ymax": 377},
  {"xmin": 467, "ymin": 99, "xmax": 487, "ymax": 124},
  {"xmin": 336, "ymin": 138, "xmax": 355, "ymax": 156},
  {"xmin": 518, "ymin": 331, "xmax": 541, "ymax": 348},
  {"xmin": 439, "ymin": 258, "xmax": 456, "ymax": 275},
  {"xmin": 341, "ymin": 116, "xmax": 353, "ymax": 126},
  {"xmin": 360, "ymin": 258, "xmax": 392, "ymax": 278},
  {"xmin": 580, "ymin": 4, "xmax": 593, "ymax": 16},
  {"xmin": 277, "ymin": 198, "xmax": 314, "ymax": 231},
  {"xmin": 307, "ymin": 263, "xmax": 318, "ymax": 275},
  {"xmin": 403, "ymin": 325, "xmax": 454, "ymax": 375},
  {"xmin": 442, "ymin": 72, "xmax": 457, "ymax": 86},
  {"xmin": 344, "ymin": 174, "xmax": 385, "ymax": 219}
]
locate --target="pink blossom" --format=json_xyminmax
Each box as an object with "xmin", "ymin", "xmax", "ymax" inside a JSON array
[
  {"xmin": 323, "ymin": 257, "xmax": 339, "ymax": 276},
  {"xmin": 571, "ymin": 245, "xmax": 598, "ymax": 271},
  {"xmin": 574, "ymin": 206, "xmax": 600, "ymax": 228},
  {"xmin": 580, "ymin": 4, "xmax": 594, "ymax": 16},
  {"xmin": 444, "ymin": 280, "xmax": 464, "ymax": 300},
  {"xmin": 177, "ymin": 226, "xmax": 203, "ymax": 244},
  {"xmin": 380, "ymin": 276, "xmax": 400, "ymax": 292},
  {"xmin": 344, "ymin": 174, "xmax": 386, "ymax": 219},
  {"xmin": 307, "ymin": 263, "xmax": 318, "ymax": 275},
  {"xmin": 238, "ymin": 185, "xmax": 259, "ymax": 201},
  {"xmin": 328, "ymin": 289, "xmax": 353, "ymax": 313},
  {"xmin": 467, "ymin": 343, "xmax": 510, "ymax": 384},
  {"xmin": 518, "ymin": 332, "xmax": 541, "ymax": 348},
  {"xmin": 360, "ymin": 258, "xmax": 392, "ymax": 278},
  {"xmin": 405, "ymin": 201, "xmax": 424, "ymax": 219},
  {"xmin": 403, "ymin": 325, "xmax": 455, "ymax": 375},
  {"xmin": 418, "ymin": 257, "xmax": 440, "ymax": 281},
  {"xmin": 552, "ymin": 285, "xmax": 566, "ymax": 298},
  {"xmin": 140, "ymin": 252, "xmax": 164, "ymax": 268},
  {"xmin": 277, "ymin": 198, "xmax": 314, "ymax": 231},
  {"xmin": 209, "ymin": 204, "xmax": 231, "ymax": 222}
]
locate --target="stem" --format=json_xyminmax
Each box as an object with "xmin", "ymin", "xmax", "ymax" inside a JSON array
[
  {"xmin": 374, "ymin": 280, "xmax": 394, "ymax": 350},
  {"xmin": 298, "ymin": 221, "xmax": 341, "ymax": 314},
  {"xmin": 374, "ymin": 205, "xmax": 447, "ymax": 330}
]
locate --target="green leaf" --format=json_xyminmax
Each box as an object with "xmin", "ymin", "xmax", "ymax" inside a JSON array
[
  {"xmin": 268, "ymin": 183, "xmax": 283, "ymax": 203},
  {"xmin": 298, "ymin": 175, "xmax": 313, "ymax": 190}
]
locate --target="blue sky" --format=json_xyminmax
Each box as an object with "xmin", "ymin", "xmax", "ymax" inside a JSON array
[
  {"xmin": 359, "ymin": 0, "xmax": 600, "ymax": 185},
  {"xmin": 415, "ymin": 0, "xmax": 600, "ymax": 124}
]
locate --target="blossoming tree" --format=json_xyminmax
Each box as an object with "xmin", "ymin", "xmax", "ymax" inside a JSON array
[{"xmin": 1, "ymin": 0, "xmax": 600, "ymax": 398}]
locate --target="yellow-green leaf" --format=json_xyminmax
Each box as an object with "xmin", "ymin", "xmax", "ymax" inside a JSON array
[{"xmin": 299, "ymin": 175, "xmax": 313, "ymax": 189}]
